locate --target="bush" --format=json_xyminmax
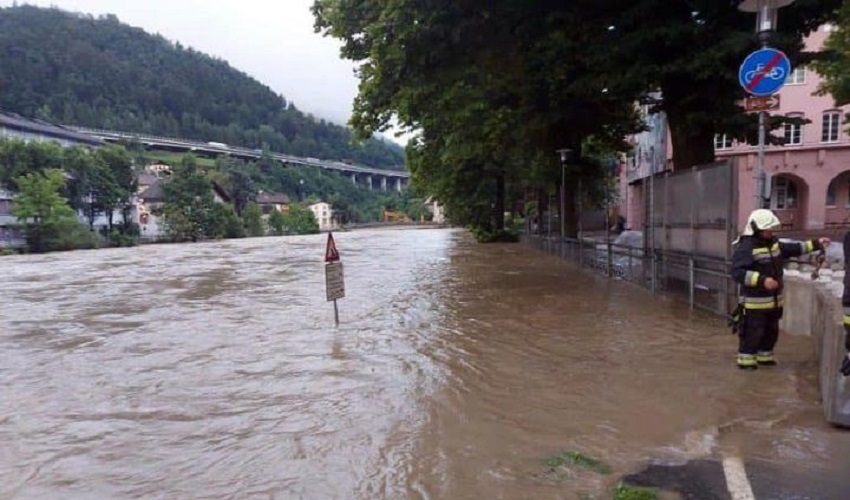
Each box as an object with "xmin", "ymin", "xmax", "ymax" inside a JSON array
[
  {"xmin": 471, "ymin": 226, "xmax": 520, "ymax": 243},
  {"xmin": 108, "ymin": 231, "xmax": 137, "ymax": 247},
  {"xmin": 43, "ymin": 217, "xmax": 101, "ymax": 252}
]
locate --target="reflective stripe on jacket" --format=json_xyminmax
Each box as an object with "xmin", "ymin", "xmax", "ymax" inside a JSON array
[{"xmin": 731, "ymin": 236, "xmax": 821, "ymax": 310}]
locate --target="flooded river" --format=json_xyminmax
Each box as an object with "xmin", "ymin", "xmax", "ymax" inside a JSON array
[{"xmin": 1, "ymin": 228, "xmax": 848, "ymax": 499}]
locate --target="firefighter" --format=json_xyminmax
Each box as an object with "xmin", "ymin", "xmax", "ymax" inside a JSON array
[
  {"xmin": 730, "ymin": 209, "xmax": 830, "ymax": 370},
  {"xmin": 842, "ymin": 231, "xmax": 850, "ymax": 376}
]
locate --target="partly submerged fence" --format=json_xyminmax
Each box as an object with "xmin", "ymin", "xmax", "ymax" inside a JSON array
[{"xmin": 523, "ymin": 235, "xmax": 736, "ymax": 316}]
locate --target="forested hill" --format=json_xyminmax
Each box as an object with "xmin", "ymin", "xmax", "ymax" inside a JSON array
[{"xmin": 0, "ymin": 5, "xmax": 405, "ymax": 169}]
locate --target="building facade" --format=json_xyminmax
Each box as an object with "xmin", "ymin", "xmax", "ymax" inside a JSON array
[
  {"xmin": 619, "ymin": 24, "xmax": 850, "ymax": 234},
  {"xmin": 308, "ymin": 202, "xmax": 336, "ymax": 232}
]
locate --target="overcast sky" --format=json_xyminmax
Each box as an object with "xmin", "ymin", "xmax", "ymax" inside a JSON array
[{"xmin": 0, "ymin": 0, "xmax": 406, "ymax": 143}]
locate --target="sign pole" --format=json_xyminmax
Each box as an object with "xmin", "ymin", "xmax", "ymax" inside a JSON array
[
  {"xmin": 756, "ymin": 109, "xmax": 766, "ymax": 210},
  {"xmin": 738, "ymin": 47, "xmax": 791, "ymax": 212},
  {"xmin": 324, "ymin": 232, "xmax": 344, "ymax": 326}
]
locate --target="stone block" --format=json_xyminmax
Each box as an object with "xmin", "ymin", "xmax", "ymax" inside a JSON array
[{"xmin": 812, "ymin": 286, "xmax": 850, "ymax": 427}]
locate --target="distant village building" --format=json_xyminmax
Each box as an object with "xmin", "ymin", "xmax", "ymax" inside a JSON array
[
  {"xmin": 308, "ymin": 202, "xmax": 336, "ymax": 232},
  {"xmin": 256, "ymin": 192, "xmax": 290, "ymax": 216},
  {"xmin": 424, "ymin": 196, "xmax": 446, "ymax": 224}
]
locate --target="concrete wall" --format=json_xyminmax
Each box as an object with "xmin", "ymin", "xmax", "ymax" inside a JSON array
[{"xmin": 781, "ymin": 275, "xmax": 850, "ymax": 427}]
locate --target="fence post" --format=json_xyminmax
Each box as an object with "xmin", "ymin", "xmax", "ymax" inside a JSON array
[{"xmin": 689, "ymin": 256, "xmax": 695, "ymax": 310}]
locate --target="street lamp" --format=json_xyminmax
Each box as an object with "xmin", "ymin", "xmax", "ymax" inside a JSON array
[
  {"xmin": 738, "ymin": 0, "xmax": 796, "ymax": 210},
  {"xmin": 556, "ymin": 148, "xmax": 573, "ymax": 239},
  {"xmin": 738, "ymin": 0, "xmax": 795, "ymax": 44}
]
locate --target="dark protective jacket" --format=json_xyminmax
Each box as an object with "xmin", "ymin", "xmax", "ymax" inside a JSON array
[{"xmin": 731, "ymin": 235, "xmax": 822, "ymax": 310}]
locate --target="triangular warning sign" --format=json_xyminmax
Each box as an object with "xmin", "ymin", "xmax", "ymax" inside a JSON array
[{"xmin": 325, "ymin": 232, "xmax": 340, "ymax": 262}]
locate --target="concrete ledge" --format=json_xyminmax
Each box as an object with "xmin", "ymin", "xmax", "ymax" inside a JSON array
[{"xmin": 782, "ymin": 278, "xmax": 850, "ymax": 427}]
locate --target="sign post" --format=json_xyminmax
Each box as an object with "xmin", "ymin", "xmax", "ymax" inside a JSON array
[
  {"xmin": 324, "ymin": 232, "xmax": 344, "ymax": 326},
  {"xmin": 739, "ymin": 47, "xmax": 791, "ymax": 211}
]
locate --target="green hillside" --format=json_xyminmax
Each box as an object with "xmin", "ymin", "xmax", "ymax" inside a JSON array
[{"xmin": 0, "ymin": 5, "xmax": 405, "ymax": 170}]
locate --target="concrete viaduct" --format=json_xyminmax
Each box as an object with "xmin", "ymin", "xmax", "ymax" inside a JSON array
[{"xmin": 71, "ymin": 127, "xmax": 411, "ymax": 192}]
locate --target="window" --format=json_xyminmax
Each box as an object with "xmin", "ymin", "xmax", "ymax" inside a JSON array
[
  {"xmin": 772, "ymin": 177, "xmax": 797, "ymax": 210},
  {"xmin": 714, "ymin": 134, "xmax": 733, "ymax": 150},
  {"xmin": 822, "ymin": 111, "xmax": 841, "ymax": 143},
  {"xmin": 787, "ymin": 67, "xmax": 806, "ymax": 85},
  {"xmin": 784, "ymin": 113, "xmax": 803, "ymax": 145}
]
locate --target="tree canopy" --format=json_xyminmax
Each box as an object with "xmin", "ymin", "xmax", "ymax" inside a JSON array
[{"xmin": 313, "ymin": 0, "xmax": 838, "ymax": 237}]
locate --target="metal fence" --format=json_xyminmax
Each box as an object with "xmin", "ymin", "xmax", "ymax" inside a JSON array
[
  {"xmin": 646, "ymin": 160, "xmax": 738, "ymax": 260},
  {"xmin": 523, "ymin": 235, "xmax": 737, "ymax": 316}
]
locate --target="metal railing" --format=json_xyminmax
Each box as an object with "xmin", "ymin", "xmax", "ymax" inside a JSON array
[{"xmin": 524, "ymin": 235, "xmax": 737, "ymax": 316}]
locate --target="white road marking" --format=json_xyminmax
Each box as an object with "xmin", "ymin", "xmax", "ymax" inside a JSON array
[{"xmin": 722, "ymin": 455, "xmax": 756, "ymax": 500}]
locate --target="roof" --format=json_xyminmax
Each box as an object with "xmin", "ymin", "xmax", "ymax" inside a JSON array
[
  {"xmin": 138, "ymin": 180, "xmax": 165, "ymax": 202},
  {"xmin": 137, "ymin": 172, "xmax": 159, "ymax": 187},
  {"xmin": 0, "ymin": 110, "xmax": 104, "ymax": 146},
  {"xmin": 256, "ymin": 192, "xmax": 290, "ymax": 205}
]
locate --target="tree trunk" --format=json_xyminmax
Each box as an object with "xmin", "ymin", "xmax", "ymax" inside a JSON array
[
  {"xmin": 493, "ymin": 172, "xmax": 505, "ymax": 231},
  {"xmin": 662, "ymin": 79, "xmax": 718, "ymax": 171},
  {"xmin": 667, "ymin": 109, "xmax": 716, "ymax": 170},
  {"xmin": 564, "ymin": 185, "xmax": 578, "ymax": 238}
]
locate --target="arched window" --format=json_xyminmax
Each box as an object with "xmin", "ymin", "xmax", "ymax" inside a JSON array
[{"xmin": 827, "ymin": 180, "xmax": 837, "ymax": 207}]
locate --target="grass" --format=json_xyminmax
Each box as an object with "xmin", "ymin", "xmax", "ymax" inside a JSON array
[
  {"xmin": 144, "ymin": 150, "xmax": 217, "ymax": 168},
  {"xmin": 612, "ymin": 483, "xmax": 659, "ymax": 500},
  {"xmin": 542, "ymin": 450, "xmax": 612, "ymax": 475}
]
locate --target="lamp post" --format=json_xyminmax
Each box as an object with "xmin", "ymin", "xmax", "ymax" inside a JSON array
[
  {"xmin": 738, "ymin": 0, "xmax": 796, "ymax": 210},
  {"xmin": 556, "ymin": 148, "xmax": 573, "ymax": 239}
]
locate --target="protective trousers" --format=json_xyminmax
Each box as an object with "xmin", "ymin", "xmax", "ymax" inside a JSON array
[{"xmin": 738, "ymin": 308, "xmax": 782, "ymax": 367}]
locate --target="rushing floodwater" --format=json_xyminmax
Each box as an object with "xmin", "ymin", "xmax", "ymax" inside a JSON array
[{"xmin": 1, "ymin": 228, "xmax": 848, "ymax": 499}]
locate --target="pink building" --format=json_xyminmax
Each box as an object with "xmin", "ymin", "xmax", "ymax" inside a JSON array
[{"xmin": 620, "ymin": 24, "xmax": 849, "ymax": 234}]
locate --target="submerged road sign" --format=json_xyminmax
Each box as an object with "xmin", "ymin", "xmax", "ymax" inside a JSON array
[
  {"xmin": 325, "ymin": 232, "xmax": 340, "ymax": 262},
  {"xmin": 739, "ymin": 48, "xmax": 791, "ymax": 97},
  {"xmin": 324, "ymin": 232, "xmax": 344, "ymax": 326},
  {"xmin": 325, "ymin": 262, "xmax": 345, "ymax": 302}
]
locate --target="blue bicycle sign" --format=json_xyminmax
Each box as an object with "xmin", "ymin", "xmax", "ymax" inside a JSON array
[{"xmin": 739, "ymin": 48, "xmax": 791, "ymax": 97}]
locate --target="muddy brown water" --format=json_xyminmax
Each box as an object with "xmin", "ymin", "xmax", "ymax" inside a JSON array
[{"xmin": 1, "ymin": 228, "xmax": 848, "ymax": 499}]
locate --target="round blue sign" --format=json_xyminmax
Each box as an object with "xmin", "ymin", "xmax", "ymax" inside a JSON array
[{"xmin": 739, "ymin": 48, "xmax": 791, "ymax": 97}]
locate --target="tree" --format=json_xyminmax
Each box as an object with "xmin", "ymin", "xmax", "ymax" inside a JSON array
[
  {"xmin": 243, "ymin": 202, "xmax": 265, "ymax": 237},
  {"xmin": 95, "ymin": 145, "xmax": 136, "ymax": 231},
  {"xmin": 580, "ymin": 0, "xmax": 839, "ymax": 169},
  {"xmin": 313, "ymin": 0, "xmax": 641, "ymax": 237},
  {"xmin": 268, "ymin": 208, "xmax": 286, "ymax": 236},
  {"xmin": 161, "ymin": 155, "xmax": 219, "ymax": 242},
  {"xmin": 12, "ymin": 169, "xmax": 79, "ymax": 252},
  {"xmin": 813, "ymin": 2, "xmax": 850, "ymax": 108},
  {"xmin": 281, "ymin": 205, "xmax": 320, "ymax": 235}
]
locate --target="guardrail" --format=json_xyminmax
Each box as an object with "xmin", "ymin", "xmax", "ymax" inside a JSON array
[
  {"xmin": 524, "ymin": 235, "xmax": 737, "ymax": 316},
  {"xmin": 70, "ymin": 126, "xmax": 410, "ymax": 178}
]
